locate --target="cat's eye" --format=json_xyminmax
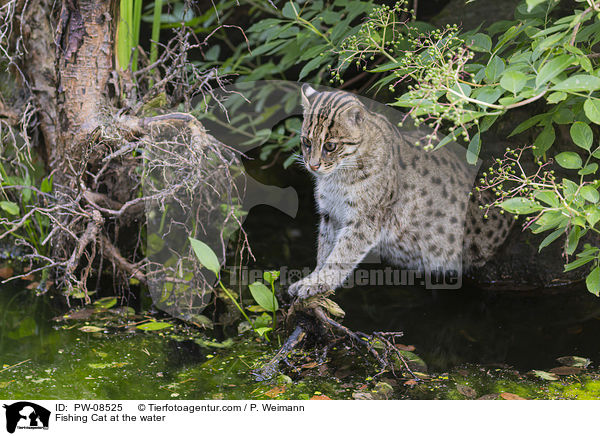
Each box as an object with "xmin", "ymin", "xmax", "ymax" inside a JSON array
[
  {"xmin": 301, "ymin": 137, "xmax": 311, "ymax": 149},
  {"xmin": 324, "ymin": 142, "xmax": 337, "ymax": 152}
]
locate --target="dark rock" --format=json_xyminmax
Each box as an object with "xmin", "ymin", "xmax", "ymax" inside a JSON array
[{"xmin": 431, "ymin": 0, "xmax": 521, "ymax": 30}]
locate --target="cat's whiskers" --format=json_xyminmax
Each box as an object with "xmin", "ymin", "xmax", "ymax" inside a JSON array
[
  {"xmin": 288, "ymin": 84, "xmax": 514, "ymax": 300},
  {"xmin": 336, "ymin": 163, "xmax": 360, "ymax": 170},
  {"xmin": 336, "ymin": 156, "xmax": 361, "ymax": 171},
  {"xmin": 292, "ymin": 153, "xmax": 307, "ymax": 167}
]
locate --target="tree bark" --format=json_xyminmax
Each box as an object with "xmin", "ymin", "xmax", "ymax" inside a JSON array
[
  {"xmin": 16, "ymin": 0, "xmax": 114, "ymax": 179},
  {"xmin": 2, "ymin": 0, "xmax": 246, "ymax": 303},
  {"xmin": 55, "ymin": 0, "xmax": 113, "ymax": 170}
]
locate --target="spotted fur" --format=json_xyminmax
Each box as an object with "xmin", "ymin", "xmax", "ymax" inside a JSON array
[{"xmin": 287, "ymin": 85, "xmax": 513, "ymax": 299}]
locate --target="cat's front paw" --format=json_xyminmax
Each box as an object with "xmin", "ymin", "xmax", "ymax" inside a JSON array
[{"xmin": 287, "ymin": 278, "xmax": 330, "ymax": 300}]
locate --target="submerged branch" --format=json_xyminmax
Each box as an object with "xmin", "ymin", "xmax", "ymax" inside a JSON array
[{"xmin": 256, "ymin": 295, "xmax": 416, "ymax": 382}]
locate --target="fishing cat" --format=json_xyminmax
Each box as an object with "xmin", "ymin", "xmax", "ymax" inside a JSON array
[{"xmin": 287, "ymin": 84, "xmax": 512, "ymax": 299}]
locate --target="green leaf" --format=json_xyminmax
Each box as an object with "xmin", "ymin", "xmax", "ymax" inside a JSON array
[
  {"xmin": 500, "ymin": 70, "xmax": 528, "ymax": 94},
  {"xmin": 434, "ymin": 127, "xmax": 464, "ymax": 150},
  {"xmin": 79, "ymin": 325, "xmax": 104, "ymax": 333},
  {"xmin": 281, "ymin": 2, "xmax": 299, "ymax": 19},
  {"xmin": 584, "ymin": 99, "xmax": 600, "ymax": 124},
  {"xmin": 585, "ymin": 205, "xmax": 600, "ymax": 226},
  {"xmin": 499, "ymin": 197, "xmax": 543, "ymax": 214},
  {"xmin": 466, "ymin": 132, "xmax": 481, "ymax": 165},
  {"xmin": 552, "ymin": 75, "xmax": 600, "ymax": 92},
  {"xmin": 480, "ymin": 114, "xmax": 499, "ymax": 132},
  {"xmin": 247, "ymin": 305, "xmax": 267, "ymax": 313},
  {"xmin": 369, "ymin": 61, "xmax": 402, "ymax": 73},
  {"xmin": 566, "ymin": 227, "xmax": 582, "ymax": 256},
  {"xmin": 533, "ymin": 124, "xmax": 555, "ymax": 156},
  {"xmin": 579, "ymin": 163, "xmax": 598, "ymax": 176},
  {"xmin": 579, "ymin": 55, "xmax": 593, "ymax": 73},
  {"xmin": 194, "ymin": 337, "xmax": 233, "ymax": 348},
  {"xmin": 532, "ymin": 210, "xmax": 567, "ymax": 233},
  {"xmin": 537, "ymin": 31, "xmax": 569, "ymax": 53},
  {"xmin": 253, "ymin": 312, "xmax": 272, "ymax": 329},
  {"xmin": 299, "ymin": 55, "xmax": 326, "ymax": 80},
  {"xmin": 538, "ymin": 227, "xmax": 565, "ymax": 252},
  {"xmin": 570, "ymin": 122, "xmax": 593, "ymax": 151},
  {"xmin": 586, "ymin": 266, "xmax": 600, "ymax": 296},
  {"xmin": 254, "ymin": 327, "xmax": 273, "ymax": 338},
  {"xmin": 485, "ymin": 56, "xmax": 505, "ymax": 82},
  {"xmin": 564, "ymin": 256, "xmax": 595, "ymax": 272},
  {"xmin": 535, "ymin": 55, "xmax": 574, "ymax": 89},
  {"xmin": 552, "ymin": 108, "xmax": 573, "ymax": 125},
  {"xmin": 449, "ymin": 82, "xmax": 472, "ymax": 100},
  {"xmin": 581, "ymin": 185, "xmax": 599, "ymax": 203},
  {"xmin": 496, "ymin": 25, "xmax": 523, "ymax": 51},
  {"xmin": 532, "ymin": 370, "xmax": 559, "ymax": 381},
  {"xmin": 509, "ymin": 113, "xmax": 546, "ymax": 137},
  {"xmin": 531, "ymin": 23, "xmax": 570, "ymax": 38},
  {"xmin": 526, "ymin": 0, "xmax": 547, "ymax": 11},
  {"xmin": 556, "ymin": 356, "xmax": 591, "ymax": 368},
  {"xmin": 263, "ymin": 270, "xmax": 280, "ymax": 285},
  {"xmin": 555, "ymin": 152, "xmax": 582, "ymax": 169},
  {"xmin": 189, "ymin": 237, "xmax": 220, "ymax": 275},
  {"xmin": 573, "ymin": 216, "xmax": 587, "ymax": 227},
  {"xmin": 283, "ymin": 154, "xmax": 296, "ymax": 168},
  {"xmin": 534, "ymin": 190, "xmax": 559, "ymax": 207},
  {"xmin": 249, "ymin": 281, "xmax": 278, "ymax": 312},
  {"xmin": 577, "ymin": 245, "xmax": 599, "ymax": 259},
  {"xmin": 94, "ymin": 297, "xmax": 117, "ymax": 309},
  {"xmin": 473, "ymin": 87, "xmax": 503, "ymax": 106},
  {"xmin": 22, "ymin": 176, "xmax": 31, "ymax": 203},
  {"xmin": 563, "ymin": 178, "xmax": 579, "ymax": 202},
  {"xmin": 137, "ymin": 321, "xmax": 173, "ymax": 331},
  {"xmin": 40, "ymin": 177, "xmax": 53, "ymax": 193},
  {"xmin": 247, "ymin": 18, "xmax": 282, "ymax": 33},
  {"xmin": 466, "ymin": 33, "xmax": 492, "ymax": 52},
  {"xmin": 546, "ymin": 91, "xmax": 566, "ymax": 104},
  {"xmin": 0, "ymin": 201, "xmax": 19, "ymax": 216},
  {"xmin": 250, "ymin": 40, "xmax": 286, "ymax": 57}
]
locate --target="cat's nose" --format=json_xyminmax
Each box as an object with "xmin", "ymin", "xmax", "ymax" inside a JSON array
[{"xmin": 309, "ymin": 162, "xmax": 321, "ymax": 171}]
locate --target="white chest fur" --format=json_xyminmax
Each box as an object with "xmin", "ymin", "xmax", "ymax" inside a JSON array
[{"xmin": 315, "ymin": 176, "xmax": 359, "ymax": 224}]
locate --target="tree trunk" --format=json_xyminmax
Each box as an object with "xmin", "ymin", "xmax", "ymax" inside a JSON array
[
  {"xmin": 21, "ymin": 0, "xmax": 113, "ymax": 179},
  {"xmin": 2, "ymin": 0, "xmax": 244, "ymax": 303}
]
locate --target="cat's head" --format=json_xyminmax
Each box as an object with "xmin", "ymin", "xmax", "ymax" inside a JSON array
[{"xmin": 299, "ymin": 84, "xmax": 368, "ymax": 176}]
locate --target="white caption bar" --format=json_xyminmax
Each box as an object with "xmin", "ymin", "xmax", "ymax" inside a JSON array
[{"xmin": 0, "ymin": 400, "xmax": 595, "ymax": 435}]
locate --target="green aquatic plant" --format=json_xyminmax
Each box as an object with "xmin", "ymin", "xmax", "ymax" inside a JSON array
[
  {"xmin": 249, "ymin": 270, "xmax": 281, "ymax": 337},
  {"xmin": 116, "ymin": 0, "xmax": 143, "ymax": 71},
  {"xmin": 0, "ymin": 127, "xmax": 52, "ymax": 260},
  {"xmin": 188, "ymin": 236, "xmax": 281, "ymax": 339}
]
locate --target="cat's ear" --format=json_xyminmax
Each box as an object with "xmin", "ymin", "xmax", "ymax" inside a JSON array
[
  {"xmin": 342, "ymin": 105, "xmax": 365, "ymax": 127},
  {"xmin": 301, "ymin": 83, "xmax": 318, "ymax": 109}
]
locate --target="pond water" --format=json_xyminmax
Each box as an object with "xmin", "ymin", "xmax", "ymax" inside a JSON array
[
  {"xmin": 2, "ymin": 159, "xmax": 600, "ymax": 400},
  {"xmin": 2, "ymin": 281, "xmax": 600, "ymax": 400},
  {"xmin": 240, "ymin": 158, "xmax": 600, "ymax": 374}
]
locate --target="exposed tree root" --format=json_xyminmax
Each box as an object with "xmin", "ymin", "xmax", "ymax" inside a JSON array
[
  {"xmin": 0, "ymin": 107, "xmax": 248, "ymax": 312},
  {"xmin": 0, "ymin": 1, "xmax": 249, "ymax": 318},
  {"xmin": 256, "ymin": 294, "xmax": 419, "ymax": 382}
]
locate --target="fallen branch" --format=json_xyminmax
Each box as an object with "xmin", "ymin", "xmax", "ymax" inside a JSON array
[{"xmin": 256, "ymin": 293, "xmax": 418, "ymax": 382}]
